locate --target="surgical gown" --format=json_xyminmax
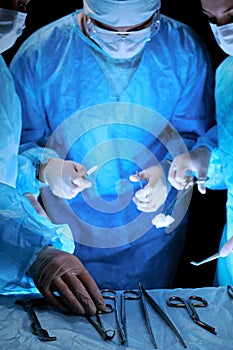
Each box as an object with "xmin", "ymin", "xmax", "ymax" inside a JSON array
[
  {"xmin": 10, "ymin": 11, "xmax": 215, "ymax": 289},
  {"xmin": 214, "ymin": 56, "xmax": 233, "ymax": 286},
  {"xmin": 0, "ymin": 54, "xmax": 74, "ymax": 294}
]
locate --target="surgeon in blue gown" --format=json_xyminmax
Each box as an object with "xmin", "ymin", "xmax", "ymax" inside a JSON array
[
  {"xmin": 0, "ymin": 0, "xmax": 106, "ymax": 316},
  {"xmin": 0, "ymin": 0, "xmax": 72, "ymax": 290},
  {"xmin": 10, "ymin": 0, "xmax": 215, "ymax": 290},
  {"xmin": 168, "ymin": 0, "xmax": 233, "ymax": 287}
]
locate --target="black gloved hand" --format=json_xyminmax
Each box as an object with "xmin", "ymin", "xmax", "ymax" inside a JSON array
[{"xmin": 29, "ymin": 246, "xmax": 106, "ymax": 315}]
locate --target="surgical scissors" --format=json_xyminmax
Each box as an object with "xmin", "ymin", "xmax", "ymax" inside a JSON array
[
  {"xmin": 101, "ymin": 288, "xmax": 141, "ymax": 346},
  {"xmin": 166, "ymin": 295, "xmax": 217, "ymax": 335},
  {"xmin": 227, "ymin": 285, "xmax": 233, "ymax": 299}
]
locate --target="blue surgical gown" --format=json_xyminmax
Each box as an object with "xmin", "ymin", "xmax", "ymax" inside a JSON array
[
  {"xmin": 0, "ymin": 54, "xmax": 74, "ymax": 294},
  {"xmin": 10, "ymin": 11, "xmax": 215, "ymax": 289},
  {"xmin": 213, "ymin": 56, "xmax": 233, "ymax": 286}
]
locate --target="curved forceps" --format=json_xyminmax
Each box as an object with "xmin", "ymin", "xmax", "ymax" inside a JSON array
[
  {"xmin": 166, "ymin": 295, "xmax": 217, "ymax": 335},
  {"xmin": 101, "ymin": 289, "xmax": 141, "ymax": 345},
  {"xmin": 86, "ymin": 303, "xmax": 115, "ymax": 341}
]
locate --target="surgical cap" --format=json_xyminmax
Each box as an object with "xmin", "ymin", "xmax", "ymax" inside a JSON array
[{"xmin": 83, "ymin": 0, "xmax": 161, "ymax": 26}]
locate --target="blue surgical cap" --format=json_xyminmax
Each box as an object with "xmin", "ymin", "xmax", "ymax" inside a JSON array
[{"xmin": 83, "ymin": 0, "xmax": 161, "ymax": 26}]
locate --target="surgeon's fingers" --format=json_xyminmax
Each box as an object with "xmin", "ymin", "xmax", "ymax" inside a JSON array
[
  {"xmin": 61, "ymin": 273, "xmax": 98, "ymax": 315},
  {"xmin": 134, "ymin": 202, "xmax": 160, "ymax": 212},
  {"xmin": 133, "ymin": 188, "xmax": 165, "ymax": 213},
  {"xmin": 79, "ymin": 270, "xmax": 106, "ymax": 312},
  {"xmin": 129, "ymin": 174, "xmax": 139, "ymax": 183},
  {"xmin": 62, "ymin": 271, "xmax": 105, "ymax": 314},
  {"xmin": 42, "ymin": 282, "xmax": 84, "ymax": 314},
  {"xmin": 168, "ymin": 166, "xmax": 186, "ymax": 190},
  {"xmin": 134, "ymin": 187, "xmax": 151, "ymax": 201},
  {"xmin": 48, "ymin": 275, "xmax": 94, "ymax": 315},
  {"xmin": 72, "ymin": 176, "xmax": 92, "ymax": 189},
  {"xmin": 220, "ymin": 236, "xmax": 233, "ymax": 257},
  {"xmin": 168, "ymin": 165, "xmax": 195, "ymax": 191},
  {"xmin": 196, "ymin": 180, "xmax": 206, "ymax": 194},
  {"xmin": 73, "ymin": 163, "xmax": 86, "ymax": 176},
  {"xmin": 195, "ymin": 172, "xmax": 208, "ymax": 194},
  {"xmin": 129, "ymin": 170, "xmax": 148, "ymax": 184}
]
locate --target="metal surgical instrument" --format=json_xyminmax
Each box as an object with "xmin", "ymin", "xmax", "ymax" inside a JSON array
[
  {"xmin": 164, "ymin": 176, "xmax": 208, "ymax": 217},
  {"xmin": 85, "ymin": 306, "xmax": 115, "ymax": 342},
  {"xmin": 15, "ymin": 298, "xmax": 57, "ymax": 342},
  {"xmin": 139, "ymin": 283, "xmax": 187, "ymax": 348},
  {"xmin": 166, "ymin": 295, "xmax": 217, "ymax": 335},
  {"xmin": 86, "ymin": 165, "xmax": 99, "ymax": 176},
  {"xmin": 136, "ymin": 170, "xmax": 143, "ymax": 188},
  {"xmin": 227, "ymin": 285, "xmax": 233, "ymax": 299},
  {"xmin": 101, "ymin": 288, "xmax": 141, "ymax": 346},
  {"xmin": 190, "ymin": 252, "xmax": 221, "ymax": 266}
]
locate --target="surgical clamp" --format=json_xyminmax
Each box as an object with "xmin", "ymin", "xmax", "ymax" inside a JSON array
[
  {"xmin": 85, "ymin": 304, "xmax": 115, "ymax": 342},
  {"xmin": 15, "ymin": 298, "xmax": 57, "ymax": 342},
  {"xmin": 101, "ymin": 288, "xmax": 141, "ymax": 346},
  {"xmin": 139, "ymin": 283, "xmax": 187, "ymax": 349}
]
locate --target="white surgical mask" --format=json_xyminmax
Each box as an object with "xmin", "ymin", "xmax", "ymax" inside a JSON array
[
  {"xmin": 0, "ymin": 8, "xmax": 27, "ymax": 53},
  {"xmin": 210, "ymin": 22, "xmax": 233, "ymax": 56},
  {"xmin": 86, "ymin": 12, "xmax": 160, "ymax": 59}
]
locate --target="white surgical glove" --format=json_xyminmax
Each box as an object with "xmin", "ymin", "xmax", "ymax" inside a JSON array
[
  {"xmin": 40, "ymin": 158, "xmax": 92, "ymax": 199},
  {"xmin": 220, "ymin": 236, "xmax": 233, "ymax": 257},
  {"xmin": 168, "ymin": 147, "xmax": 211, "ymax": 194},
  {"xmin": 129, "ymin": 164, "xmax": 168, "ymax": 213}
]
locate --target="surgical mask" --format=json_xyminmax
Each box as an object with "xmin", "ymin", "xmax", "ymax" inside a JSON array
[
  {"xmin": 0, "ymin": 8, "xmax": 27, "ymax": 53},
  {"xmin": 210, "ymin": 22, "xmax": 233, "ymax": 56},
  {"xmin": 86, "ymin": 12, "xmax": 160, "ymax": 59}
]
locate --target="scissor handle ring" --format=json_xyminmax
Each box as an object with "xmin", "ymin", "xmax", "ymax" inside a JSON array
[
  {"xmin": 227, "ymin": 285, "xmax": 233, "ymax": 299},
  {"xmin": 101, "ymin": 289, "xmax": 117, "ymax": 300},
  {"xmin": 123, "ymin": 289, "xmax": 141, "ymax": 300},
  {"xmin": 166, "ymin": 295, "xmax": 208, "ymax": 308},
  {"xmin": 188, "ymin": 295, "xmax": 208, "ymax": 307},
  {"xmin": 98, "ymin": 303, "xmax": 114, "ymax": 314},
  {"xmin": 166, "ymin": 296, "xmax": 185, "ymax": 307}
]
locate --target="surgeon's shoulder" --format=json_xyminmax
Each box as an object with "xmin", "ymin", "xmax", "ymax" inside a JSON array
[
  {"xmin": 11, "ymin": 13, "xmax": 75, "ymax": 61},
  {"xmin": 217, "ymin": 55, "xmax": 233, "ymax": 76},
  {"xmin": 160, "ymin": 14, "xmax": 207, "ymax": 53},
  {"xmin": 0, "ymin": 54, "xmax": 11, "ymax": 81},
  {"xmin": 216, "ymin": 55, "xmax": 233, "ymax": 94}
]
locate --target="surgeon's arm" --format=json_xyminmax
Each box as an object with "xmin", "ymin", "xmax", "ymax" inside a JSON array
[
  {"xmin": 24, "ymin": 192, "xmax": 50, "ymax": 219},
  {"xmin": 0, "ymin": 183, "xmax": 74, "ymax": 292}
]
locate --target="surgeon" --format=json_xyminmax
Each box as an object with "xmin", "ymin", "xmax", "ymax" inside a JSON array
[
  {"xmin": 0, "ymin": 0, "xmax": 105, "ymax": 315},
  {"xmin": 10, "ymin": 0, "xmax": 215, "ymax": 290},
  {"xmin": 168, "ymin": 0, "xmax": 233, "ymax": 286}
]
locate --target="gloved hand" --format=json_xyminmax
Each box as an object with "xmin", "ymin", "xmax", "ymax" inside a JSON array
[
  {"xmin": 129, "ymin": 164, "xmax": 167, "ymax": 212},
  {"xmin": 40, "ymin": 158, "xmax": 92, "ymax": 199},
  {"xmin": 220, "ymin": 236, "xmax": 233, "ymax": 257},
  {"xmin": 168, "ymin": 147, "xmax": 211, "ymax": 194},
  {"xmin": 28, "ymin": 246, "xmax": 106, "ymax": 315}
]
